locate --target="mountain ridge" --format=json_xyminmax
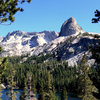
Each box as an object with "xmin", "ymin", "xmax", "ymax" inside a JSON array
[
  {"xmin": 0, "ymin": 17, "xmax": 100, "ymax": 66},
  {"xmin": 0, "ymin": 30, "xmax": 59, "ymax": 56}
]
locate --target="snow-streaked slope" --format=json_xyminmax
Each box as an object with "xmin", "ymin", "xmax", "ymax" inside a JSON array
[
  {"xmin": 30, "ymin": 36, "xmax": 67, "ymax": 55},
  {"xmin": 0, "ymin": 30, "xmax": 58, "ymax": 56},
  {"xmin": 29, "ymin": 32, "xmax": 99, "ymax": 66},
  {"xmin": 0, "ymin": 17, "xmax": 100, "ymax": 66},
  {"xmin": 0, "ymin": 31, "xmax": 100, "ymax": 66}
]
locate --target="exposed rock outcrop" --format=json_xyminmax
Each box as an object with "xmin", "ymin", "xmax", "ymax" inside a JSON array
[
  {"xmin": 0, "ymin": 17, "xmax": 100, "ymax": 66},
  {"xmin": 0, "ymin": 36, "xmax": 3, "ymax": 42},
  {"xmin": 0, "ymin": 31, "xmax": 58, "ymax": 56},
  {"xmin": 59, "ymin": 17, "xmax": 84, "ymax": 36}
]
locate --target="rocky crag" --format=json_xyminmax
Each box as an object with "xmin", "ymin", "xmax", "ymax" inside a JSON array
[{"xmin": 0, "ymin": 17, "xmax": 100, "ymax": 66}]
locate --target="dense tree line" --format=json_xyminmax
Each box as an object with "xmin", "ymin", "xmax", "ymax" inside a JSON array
[
  {"xmin": 0, "ymin": 53, "xmax": 99, "ymax": 100},
  {"xmin": 90, "ymin": 40, "xmax": 100, "ymax": 99}
]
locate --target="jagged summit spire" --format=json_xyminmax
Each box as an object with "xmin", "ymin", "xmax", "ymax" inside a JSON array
[
  {"xmin": 67, "ymin": 17, "xmax": 76, "ymax": 23},
  {"xmin": 59, "ymin": 17, "xmax": 84, "ymax": 36}
]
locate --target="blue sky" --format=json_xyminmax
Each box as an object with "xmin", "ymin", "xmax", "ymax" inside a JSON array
[{"xmin": 0, "ymin": 0, "xmax": 100, "ymax": 37}]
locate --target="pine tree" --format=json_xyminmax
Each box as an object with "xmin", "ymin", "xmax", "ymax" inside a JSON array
[
  {"xmin": 45, "ymin": 71, "xmax": 58, "ymax": 100},
  {"xmin": 92, "ymin": 10, "xmax": 100, "ymax": 23},
  {"xmin": 91, "ymin": 37, "xmax": 100, "ymax": 99},
  {"xmin": 82, "ymin": 75, "xmax": 98, "ymax": 100},
  {"xmin": 38, "ymin": 83, "xmax": 45, "ymax": 100},
  {"xmin": 38, "ymin": 71, "xmax": 58, "ymax": 100},
  {"xmin": 0, "ymin": 0, "xmax": 32, "ymax": 23},
  {"xmin": 20, "ymin": 72, "xmax": 33, "ymax": 100},
  {"xmin": 27, "ymin": 72, "xmax": 32, "ymax": 100},
  {"xmin": 31, "ymin": 74, "xmax": 37, "ymax": 99},
  {"xmin": 38, "ymin": 70, "xmax": 45, "ymax": 100},
  {"xmin": 61, "ymin": 85, "xmax": 67, "ymax": 100},
  {"xmin": 20, "ymin": 78, "xmax": 27, "ymax": 100},
  {"xmin": 0, "ymin": 47, "xmax": 8, "ymax": 100},
  {"xmin": 32, "ymin": 74, "xmax": 36, "ymax": 93},
  {"xmin": 7, "ymin": 67, "xmax": 16, "ymax": 100},
  {"xmin": 77, "ymin": 54, "xmax": 98, "ymax": 100}
]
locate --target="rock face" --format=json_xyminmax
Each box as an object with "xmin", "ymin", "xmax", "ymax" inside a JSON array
[
  {"xmin": 0, "ymin": 36, "xmax": 3, "ymax": 42},
  {"xmin": 59, "ymin": 17, "xmax": 84, "ymax": 36},
  {"xmin": 30, "ymin": 32, "xmax": 99, "ymax": 66},
  {"xmin": 0, "ymin": 17, "xmax": 100, "ymax": 66},
  {"xmin": 0, "ymin": 30, "xmax": 58, "ymax": 56}
]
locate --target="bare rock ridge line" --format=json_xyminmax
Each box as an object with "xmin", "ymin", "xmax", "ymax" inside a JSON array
[
  {"xmin": 0, "ymin": 30, "xmax": 59, "ymax": 56},
  {"xmin": 0, "ymin": 17, "xmax": 100, "ymax": 66}
]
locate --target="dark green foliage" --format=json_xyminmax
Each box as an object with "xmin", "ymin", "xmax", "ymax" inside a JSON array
[
  {"xmin": 0, "ymin": 47, "xmax": 8, "ymax": 76},
  {"xmin": 31, "ymin": 74, "xmax": 37, "ymax": 93},
  {"xmin": 91, "ymin": 41, "xmax": 100, "ymax": 64},
  {"xmin": 91, "ymin": 38, "xmax": 100, "ymax": 97},
  {"xmin": 0, "ymin": 47, "xmax": 2, "ymax": 52},
  {"xmin": 0, "ymin": 57, "xmax": 8, "ymax": 76},
  {"xmin": 20, "ymin": 72, "xmax": 36, "ymax": 100},
  {"xmin": 77, "ymin": 55, "xmax": 98, "ymax": 100},
  {"xmin": 38, "ymin": 83, "xmax": 45, "ymax": 100},
  {"xmin": 37, "ymin": 71, "xmax": 58, "ymax": 100},
  {"xmin": 0, "ymin": 47, "xmax": 8, "ymax": 99},
  {"xmin": 44, "ymin": 71, "xmax": 57, "ymax": 100},
  {"xmin": 92, "ymin": 10, "xmax": 100, "ymax": 23},
  {"xmin": 89, "ymin": 38, "xmax": 100, "ymax": 99},
  {"xmin": 25, "ymin": 53, "xmax": 53, "ymax": 64},
  {"xmin": 90, "ymin": 65, "xmax": 100, "ymax": 99},
  {"xmin": 61, "ymin": 86, "xmax": 67, "ymax": 100},
  {"xmin": 7, "ymin": 66, "xmax": 16, "ymax": 100},
  {"xmin": 52, "ymin": 61, "xmax": 77, "ymax": 93},
  {"xmin": 27, "ymin": 72, "xmax": 32, "ymax": 99},
  {"xmin": 20, "ymin": 78, "xmax": 27, "ymax": 100},
  {"xmin": 82, "ymin": 32, "xmax": 100, "ymax": 40},
  {"xmin": 0, "ymin": 0, "xmax": 32, "ymax": 23},
  {"xmin": 1, "ymin": 53, "xmax": 99, "ymax": 99},
  {"xmin": 2, "ymin": 54, "xmax": 78, "ymax": 98},
  {"xmin": 37, "ymin": 71, "xmax": 46, "ymax": 100}
]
